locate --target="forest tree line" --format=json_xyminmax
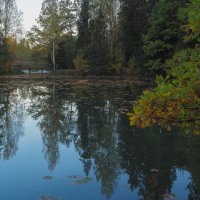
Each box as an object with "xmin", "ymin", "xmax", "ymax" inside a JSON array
[{"xmin": 1, "ymin": 0, "xmax": 197, "ymax": 76}]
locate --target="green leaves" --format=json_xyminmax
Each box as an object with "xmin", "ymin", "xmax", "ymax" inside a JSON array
[
  {"xmin": 73, "ymin": 50, "xmax": 90, "ymax": 75},
  {"xmin": 27, "ymin": 0, "xmax": 77, "ymax": 69},
  {"xmin": 183, "ymin": 0, "xmax": 200, "ymax": 42},
  {"xmin": 143, "ymin": 0, "xmax": 185, "ymax": 71},
  {"xmin": 129, "ymin": 48, "xmax": 200, "ymax": 134},
  {"xmin": 130, "ymin": 0, "xmax": 200, "ymax": 133}
]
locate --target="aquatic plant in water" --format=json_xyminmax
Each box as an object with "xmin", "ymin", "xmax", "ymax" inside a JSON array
[
  {"xmin": 43, "ymin": 176, "xmax": 53, "ymax": 180},
  {"xmin": 37, "ymin": 195, "xmax": 60, "ymax": 200},
  {"xmin": 68, "ymin": 175, "xmax": 92, "ymax": 185}
]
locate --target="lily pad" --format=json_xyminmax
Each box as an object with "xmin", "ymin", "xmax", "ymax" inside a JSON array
[
  {"xmin": 68, "ymin": 176, "xmax": 92, "ymax": 185},
  {"xmin": 43, "ymin": 176, "xmax": 53, "ymax": 180},
  {"xmin": 24, "ymin": 184, "xmax": 37, "ymax": 188},
  {"xmin": 37, "ymin": 195, "xmax": 60, "ymax": 200},
  {"xmin": 68, "ymin": 175, "xmax": 82, "ymax": 179}
]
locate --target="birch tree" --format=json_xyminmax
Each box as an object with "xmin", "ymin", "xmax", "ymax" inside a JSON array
[
  {"xmin": 0, "ymin": 0, "xmax": 22, "ymax": 71},
  {"xmin": 39, "ymin": 0, "xmax": 62, "ymax": 70},
  {"xmin": 0, "ymin": 0, "xmax": 22, "ymax": 38},
  {"xmin": 27, "ymin": 0, "xmax": 61, "ymax": 70},
  {"xmin": 28, "ymin": 0, "xmax": 76, "ymax": 70}
]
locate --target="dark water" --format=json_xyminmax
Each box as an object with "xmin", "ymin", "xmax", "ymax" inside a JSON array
[{"xmin": 0, "ymin": 79, "xmax": 199, "ymax": 200}]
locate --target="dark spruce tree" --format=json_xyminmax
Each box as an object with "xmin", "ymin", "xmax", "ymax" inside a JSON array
[
  {"xmin": 143, "ymin": 0, "xmax": 187, "ymax": 73},
  {"xmin": 77, "ymin": 0, "xmax": 90, "ymax": 50},
  {"xmin": 56, "ymin": 34, "xmax": 76, "ymax": 69},
  {"xmin": 119, "ymin": 0, "xmax": 156, "ymax": 66},
  {"xmin": 76, "ymin": 1, "xmax": 112, "ymax": 75},
  {"xmin": 87, "ymin": 6, "xmax": 111, "ymax": 75}
]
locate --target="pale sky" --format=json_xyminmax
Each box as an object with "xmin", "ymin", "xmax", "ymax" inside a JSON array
[{"xmin": 16, "ymin": 0, "xmax": 43, "ymax": 31}]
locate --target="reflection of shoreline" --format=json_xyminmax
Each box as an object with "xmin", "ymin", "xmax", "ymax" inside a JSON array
[{"xmin": 24, "ymin": 80, "xmax": 136, "ymax": 198}]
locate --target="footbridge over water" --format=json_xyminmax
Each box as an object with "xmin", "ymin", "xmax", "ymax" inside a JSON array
[{"xmin": 12, "ymin": 62, "xmax": 52, "ymax": 74}]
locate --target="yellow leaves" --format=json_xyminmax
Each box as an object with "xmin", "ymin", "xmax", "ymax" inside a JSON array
[
  {"xmin": 6, "ymin": 36, "xmax": 17, "ymax": 57},
  {"xmin": 74, "ymin": 50, "xmax": 90, "ymax": 75},
  {"xmin": 129, "ymin": 79, "xmax": 200, "ymax": 134},
  {"xmin": 129, "ymin": 115, "xmax": 136, "ymax": 126},
  {"xmin": 143, "ymin": 90, "xmax": 150, "ymax": 95},
  {"xmin": 193, "ymin": 129, "xmax": 200, "ymax": 135}
]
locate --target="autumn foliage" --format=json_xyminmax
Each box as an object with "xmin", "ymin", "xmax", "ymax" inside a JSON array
[
  {"xmin": 129, "ymin": 51, "xmax": 200, "ymax": 133},
  {"xmin": 129, "ymin": 0, "xmax": 200, "ymax": 134}
]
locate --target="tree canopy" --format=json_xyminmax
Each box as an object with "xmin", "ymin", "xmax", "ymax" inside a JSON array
[{"xmin": 129, "ymin": 0, "xmax": 200, "ymax": 134}]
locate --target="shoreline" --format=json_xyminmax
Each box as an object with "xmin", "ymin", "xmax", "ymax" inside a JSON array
[
  {"xmin": 0, "ymin": 73, "xmax": 152, "ymax": 84},
  {"xmin": 0, "ymin": 74, "xmax": 151, "ymax": 87}
]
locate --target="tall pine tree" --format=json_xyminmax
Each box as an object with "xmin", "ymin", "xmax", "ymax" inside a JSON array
[
  {"xmin": 143, "ymin": 0, "xmax": 187, "ymax": 72},
  {"xmin": 119, "ymin": 0, "xmax": 156, "ymax": 66},
  {"xmin": 77, "ymin": 0, "xmax": 90, "ymax": 50}
]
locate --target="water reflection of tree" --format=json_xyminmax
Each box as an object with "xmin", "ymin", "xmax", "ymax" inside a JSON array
[
  {"xmin": 73, "ymin": 85, "xmax": 123, "ymax": 199},
  {"xmin": 11, "ymin": 80, "xmax": 200, "ymax": 200},
  {"xmin": 27, "ymin": 82, "xmax": 76, "ymax": 170},
  {"xmin": 178, "ymin": 135, "xmax": 200, "ymax": 200},
  {"xmin": 25, "ymin": 80, "xmax": 141, "ymax": 197},
  {"xmin": 65, "ymin": 82, "xmax": 200, "ymax": 200},
  {"xmin": 0, "ymin": 88, "xmax": 25, "ymax": 160},
  {"xmin": 118, "ymin": 115, "xmax": 200, "ymax": 200}
]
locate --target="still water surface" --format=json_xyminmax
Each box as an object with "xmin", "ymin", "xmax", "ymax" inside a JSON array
[{"xmin": 0, "ymin": 79, "xmax": 199, "ymax": 200}]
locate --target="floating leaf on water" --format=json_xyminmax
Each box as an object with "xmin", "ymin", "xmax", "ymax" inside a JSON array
[
  {"xmin": 24, "ymin": 184, "xmax": 37, "ymax": 188},
  {"xmin": 72, "ymin": 177, "xmax": 92, "ymax": 185},
  {"xmin": 150, "ymin": 169, "xmax": 160, "ymax": 173},
  {"xmin": 37, "ymin": 195, "xmax": 60, "ymax": 200},
  {"xmin": 68, "ymin": 176, "xmax": 92, "ymax": 185},
  {"xmin": 163, "ymin": 193, "xmax": 176, "ymax": 200},
  {"xmin": 68, "ymin": 175, "xmax": 82, "ymax": 179},
  {"xmin": 43, "ymin": 176, "xmax": 53, "ymax": 180},
  {"xmin": 76, "ymin": 80, "xmax": 89, "ymax": 85},
  {"xmin": 94, "ymin": 106, "xmax": 102, "ymax": 109}
]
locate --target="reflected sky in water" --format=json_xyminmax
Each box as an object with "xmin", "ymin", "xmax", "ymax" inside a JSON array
[{"xmin": 0, "ymin": 79, "xmax": 199, "ymax": 200}]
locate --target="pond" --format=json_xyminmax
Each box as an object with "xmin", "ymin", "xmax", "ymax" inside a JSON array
[{"xmin": 0, "ymin": 79, "xmax": 199, "ymax": 200}]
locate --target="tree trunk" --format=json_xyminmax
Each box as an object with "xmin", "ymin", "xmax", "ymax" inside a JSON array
[
  {"xmin": 109, "ymin": 0, "xmax": 114, "ymax": 57},
  {"xmin": 52, "ymin": 80, "xmax": 55, "ymax": 105},
  {"xmin": 52, "ymin": 40, "xmax": 56, "ymax": 71}
]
